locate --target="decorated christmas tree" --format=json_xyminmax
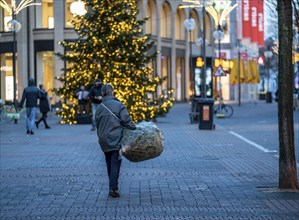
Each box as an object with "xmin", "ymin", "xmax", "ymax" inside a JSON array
[{"xmin": 54, "ymin": 0, "xmax": 174, "ymax": 124}]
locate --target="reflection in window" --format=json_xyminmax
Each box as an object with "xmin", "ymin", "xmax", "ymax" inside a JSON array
[
  {"xmin": 36, "ymin": 52, "xmax": 54, "ymax": 102},
  {"xmin": 0, "ymin": 3, "xmax": 12, "ymax": 32},
  {"xmin": 35, "ymin": 0, "xmax": 54, "ymax": 29}
]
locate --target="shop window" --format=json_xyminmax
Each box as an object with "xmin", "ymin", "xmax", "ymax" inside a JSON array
[
  {"xmin": 0, "ymin": 53, "xmax": 18, "ymax": 102},
  {"xmin": 36, "ymin": 51, "xmax": 54, "ymax": 102},
  {"xmin": 35, "ymin": 0, "xmax": 54, "ymax": 29},
  {"xmin": 161, "ymin": 55, "xmax": 170, "ymax": 91},
  {"xmin": 176, "ymin": 57, "xmax": 185, "ymax": 101},
  {"xmin": 0, "ymin": 3, "xmax": 12, "ymax": 32}
]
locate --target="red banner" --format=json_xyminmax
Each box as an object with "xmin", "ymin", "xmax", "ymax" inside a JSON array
[
  {"xmin": 250, "ymin": 1, "xmax": 258, "ymax": 43},
  {"xmin": 242, "ymin": 0, "xmax": 264, "ymax": 46},
  {"xmin": 242, "ymin": 0, "xmax": 251, "ymax": 39}
]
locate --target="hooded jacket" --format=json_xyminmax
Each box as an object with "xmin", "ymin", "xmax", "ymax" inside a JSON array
[
  {"xmin": 89, "ymin": 83, "xmax": 103, "ymax": 104},
  {"xmin": 95, "ymin": 95, "xmax": 136, "ymax": 152},
  {"xmin": 19, "ymin": 78, "xmax": 41, "ymax": 108}
]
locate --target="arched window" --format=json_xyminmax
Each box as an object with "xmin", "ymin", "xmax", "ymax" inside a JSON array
[
  {"xmin": 146, "ymin": 0, "xmax": 157, "ymax": 35},
  {"xmin": 161, "ymin": 2, "xmax": 171, "ymax": 38},
  {"xmin": 176, "ymin": 6, "xmax": 186, "ymax": 40}
]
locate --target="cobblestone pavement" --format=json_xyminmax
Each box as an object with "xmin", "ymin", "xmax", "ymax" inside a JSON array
[{"xmin": 0, "ymin": 101, "xmax": 299, "ymax": 220}]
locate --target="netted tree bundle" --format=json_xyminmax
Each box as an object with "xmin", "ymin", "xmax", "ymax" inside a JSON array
[{"xmin": 121, "ymin": 121, "xmax": 164, "ymax": 162}]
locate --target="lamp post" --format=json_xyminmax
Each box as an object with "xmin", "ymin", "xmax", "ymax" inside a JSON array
[
  {"xmin": 0, "ymin": 0, "xmax": 40, "ymax": 122},
  {"xmin": 184, "ymin": 16, "xmax": 196, "ymax": 97},
  {"xmin": 201, "ymin": 4, "xmax": 207, "ymax": 98},
  {"xmin": 213, "ymin": 25, "xmax": 224, "ymax": 117},
  {"xmin": 7, "ymin": 16, "xmax": 21, "ymax": 113},
  {"xmin": 237, "ymin": 39, "xmax": 242, "ymax": 106},
  {"xmin": 264, "ymin": 50, "xmax": 273, "ymax": 103},
  {"xmin": 181, "ymin": 0, "xmax": 213, "ymax": 98}
]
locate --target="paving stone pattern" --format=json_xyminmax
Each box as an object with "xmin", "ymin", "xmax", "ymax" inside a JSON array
[{"xmin": 0, "ymin": 102, "xmax": 299, "ymax": 219}]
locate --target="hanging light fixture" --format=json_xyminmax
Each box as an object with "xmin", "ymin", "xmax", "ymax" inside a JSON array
[{"xmin": 70, "ymin": 0, "xmax": 87, "ymax": 16}]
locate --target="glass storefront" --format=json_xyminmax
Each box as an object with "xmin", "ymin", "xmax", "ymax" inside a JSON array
[
  {"xmin": 0, "ymin": 53, "xmax": 18, "ymax": 102},
  {"xmin": 161, "ymin": 55, "xmax": 170, "ymax": 92},
  {"xmin": 36, "ymin": 51, "xmax": 54, "ymax": 102},
  {"xmin": 35, "ymin": 0, "xmax": 54, "ymax": 29},
  {"xmin": 176, "ymin": 57, "xmax": 185, "ymax": 101}
]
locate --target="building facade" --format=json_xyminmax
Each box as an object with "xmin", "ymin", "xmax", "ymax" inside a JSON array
[{"xmin": 0, "ymin": 0, "xmax": 238, "ymax": 105}]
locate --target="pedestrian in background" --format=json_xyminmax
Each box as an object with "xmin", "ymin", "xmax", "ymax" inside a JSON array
[
  {"xmin": 95, "ymin": 84, "xmax": 136, "ymax": 198},
  {"xmin": 19, "ymin": 78, "xmax": 41, "ymax": 135},
  {"xmin": 35, "ymin": 84, "xmax": 51, "ymax": 129},
  {"xmin": 75, "ymin": 85, "xmax": 89, "ymax": 115},
  {"xmin": 89, "ymin": 78, "xmax": 103, "ymax": 131}
]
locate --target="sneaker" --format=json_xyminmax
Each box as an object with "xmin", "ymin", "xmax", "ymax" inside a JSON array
[
  {"xmin": 91, "ymin": 127, "xmax": 96, "ymax": 131},
  {"xmin": 30, "ymin": 130, "xmax": 34, "ymax": 135},
  {"xmin": 45, "ymin": 126, "xmax": 51, "ymax": 129},
  {"xmin": 26, "ymin": 130, "xmax": 30, "ymax": 134},
  {"xmin": 109, "ymin": 190, "xmax": 120, "ymax": 198}
]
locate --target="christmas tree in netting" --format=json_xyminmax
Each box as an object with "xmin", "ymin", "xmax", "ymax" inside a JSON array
[{"xmin": 54, "ymin": 0, "xmax": 174, "ymax": 124}]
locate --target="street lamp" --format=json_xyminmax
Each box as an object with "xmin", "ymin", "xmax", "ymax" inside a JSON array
[
  {"xmin": 70, "ymin": 0, "xmax": 87, "ymax": 16},
  {"xmin": 264, "ymin": 50, "xmax": 273, "ymax": 103},
  {"xmin": 181, "ymin": 0, "xmax": 214, "ymax": 98},
  {"xmin": 184, "ymin": 16, "xmax": 196, "ymax": 97},
  {"xmin": 0, "ymin": 0, "xmax": 40, "ymax": 119},
  {"xmin": 205, "ymin": 0, "xmax": 237, "ymax": 100},
  {"xmin": 213, "ymin": 25, "xmax": 224, "ymax": 117}
]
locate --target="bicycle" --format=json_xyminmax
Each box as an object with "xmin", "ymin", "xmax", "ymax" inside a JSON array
[
  {"xmin": 0, "ymin": 103, "xmax": 25, "ymax": 123},
  {"xmin": 213, "ymin": 102, "xmax": 233, "ymax": 118}
]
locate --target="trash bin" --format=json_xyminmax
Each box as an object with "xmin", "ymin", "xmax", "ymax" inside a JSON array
[{"xmin": 198, "ymin": 98, "xmax": 215, "ymax": 130}]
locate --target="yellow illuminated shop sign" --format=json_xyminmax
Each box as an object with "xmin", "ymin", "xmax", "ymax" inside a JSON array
[
  {"xmin": 196, "ymin": 57, "xmax": 204, "ymax": 67},
  {"xmin": 214, "ymin": 58, "xmax": 233, "ymax": 71},
  {"xmin": 195, "ymin": 57, "xmax": 233, "ymax": 71}
]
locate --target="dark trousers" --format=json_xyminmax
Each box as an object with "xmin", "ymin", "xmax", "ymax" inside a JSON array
[
  {"xmin": 78, "ymin": 100, "xmax": 89, "ymax": 114},
  {"xmin": 36, "ymin": 112, "xmax": 49, "ymax": 127},
  {"xmin": 104, "ymin": 150, "xmax": 121, "ymax": 190}
]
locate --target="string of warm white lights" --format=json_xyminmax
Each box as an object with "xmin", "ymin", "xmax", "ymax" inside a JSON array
[
  {"xmin": 0, "ymin": 0, "xmax": 41, "ymax": 15},
  {"xmin": 205, "ymin": 2, "xmax": 237, "ymax": 27}
]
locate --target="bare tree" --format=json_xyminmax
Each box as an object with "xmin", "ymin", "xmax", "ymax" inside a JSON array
[
  {"xmin": 265, "ymin": 0, "xmax": 278, "ymax": 39},
  {"xmin": 277, "ymin": 0, "xmax": 299, "ymax": 190}
]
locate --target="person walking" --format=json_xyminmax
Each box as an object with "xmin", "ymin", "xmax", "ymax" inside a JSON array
[
  {"xmin": 89, "ymin": 78, "xmax": 103, "ymax": 131},
  {"xmin": 35, "ymin": 85, "xmax": 51, "ymax": 129},
  {"xmin": 19, "ymin": 78, "xmax": 41, "ymax": 135},
  {"xmin": 95, "ymin": 84, "xmax": 136, "ymax": 198}
]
